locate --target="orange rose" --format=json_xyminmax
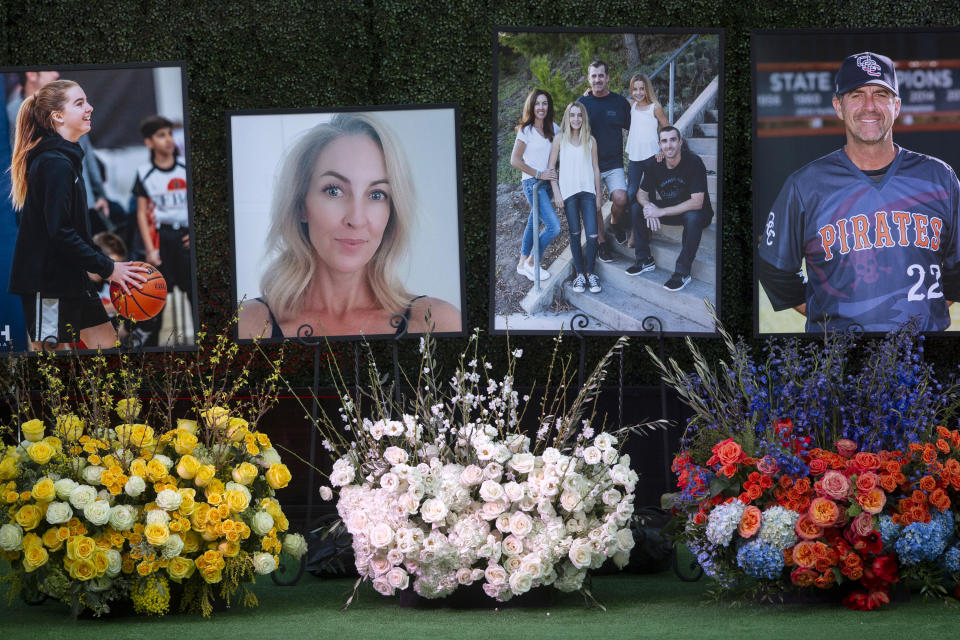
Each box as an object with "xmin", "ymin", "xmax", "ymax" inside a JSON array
[
  {"xmin": 855, "ymin": 472, "xmax": 879, "ymax": 493},
  {"xmin": 707, "ymin": 438, "xmax": 746, "ymax": 467},
  {"xmin": 790, "ymin": 567, "xmax": 817, "ymax": 587},
  {"xmin": 930, "ymin": 488, "xmax": 951, "ymax": 511},
  {"xmin": 946, "ymin": 459, "xmax": 960, "ymax": 476},
  {"xmin": 919, "ymin": 475, "xmax": 937, "ymax": 492},
  {"xmin": 814, "ymin": 571, "xmax": 835, "ymax": 589},
  {"xmin": 808, "ymin": 497, "xmax": 840, "ymax": 527},
  {"xmin": 937, "ymin": 439, "xmax": 951, "ymax": 454},
  {"xmin": 853, "ymin": 452, "xmax": 880, "ymax": 472},
  {"xmin": 856, "ymin": 488, "xmax": 886, "ymax": 514},
  {"xmin": 738, "ymin": 505, "xmax": 762, "ymax": 538},
  {"xmin": 792, "ymin": 541, "xmax": 817, "ymax": 569}
]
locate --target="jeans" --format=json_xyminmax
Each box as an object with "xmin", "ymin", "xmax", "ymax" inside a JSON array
[
  {"xmin": 563, "ymin": 191, "xmax": 598, "ymax": 275},
  {"xmin": 627, "ymin": 158, "xmax": 651, "ymax": 256},
  {"xmin": 631, "ymin": 205, "xmax": 713, "ymax": 276},
  {"xmin": 520, "ymin": 178, "xmax": 561, "ymax": 261}
]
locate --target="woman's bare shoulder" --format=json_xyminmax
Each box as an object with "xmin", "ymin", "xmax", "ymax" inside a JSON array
[
  {"xmin": 237, "ymin": 299, "xmax": 273, "ymax": 339},
  {"xmin": 408, "ymin": 296, "xmax": 462, "ymax": 334}
]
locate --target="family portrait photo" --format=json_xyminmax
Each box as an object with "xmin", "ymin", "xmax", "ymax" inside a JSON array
[
  {"xmin": 0, "ymin": 63, "xmax": 197, "ymax": 352},
  {"xmin": 754, "ymin": 29, "xmax": 960, "ymax": 334},
  {"xmin": 228, "ymin": 106, "xmax": 465, "ymax": 342},
  {"xmin": 490, "ymin": 29, "xmax": 722, "ymax": 336}
]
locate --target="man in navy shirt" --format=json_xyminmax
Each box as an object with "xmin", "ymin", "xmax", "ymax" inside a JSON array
[
  {"xmin": 578, "ymin": 60, "xmax": 631, "ymax": 263},
  {"xmin": 758, "ymin": 52, "xmax": 960, "ymax": 332}
]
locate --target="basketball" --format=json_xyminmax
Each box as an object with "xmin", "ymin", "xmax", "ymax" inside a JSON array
[{"xmin": 109, "ymin": 262, "xmax": 167, "ymax": 321}]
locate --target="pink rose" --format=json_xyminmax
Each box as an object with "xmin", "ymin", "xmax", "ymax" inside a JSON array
[
  {"xmin": 757, "ymin": 456, "xmax": 779, "ymax": 475},
  {"xmin": 836, "ymin": 439, "xmax": 858, "ymax": 458},
  {"xmin": 819, "ymin": 470, "xmax": 851, "ymax": 501},
  {"xmin": 849, "ymin": 511, "xmax": 874, "ymax": 538}
]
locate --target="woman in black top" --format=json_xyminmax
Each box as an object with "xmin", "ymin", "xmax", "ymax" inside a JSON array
[{"xmin": 9, "ymin": 79, "xmax": 145, "ymax": 350}]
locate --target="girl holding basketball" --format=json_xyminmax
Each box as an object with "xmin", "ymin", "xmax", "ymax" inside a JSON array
[{"xmin": 9, "ymin": 79, "xmax": 146, "ymax": 350}]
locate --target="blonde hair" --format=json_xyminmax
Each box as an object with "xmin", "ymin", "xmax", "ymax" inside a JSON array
[
  {"xmin": 559, "ymin": 102, "xmax": 592, "ymax": 161},
  {"xmin": 9, "ymin": 79, "xmax": 79, "ymax": 210},
  {"xmin": 260, "ymin": 112, "xmax": 414, "ymax": 319},
  {"xmin": 629, "ymin": 73, "xmax": 660, "ymax": 108}
]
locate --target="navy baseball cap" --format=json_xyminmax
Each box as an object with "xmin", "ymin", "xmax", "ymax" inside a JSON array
[{"xmin": 835, "ymin": 52, "xmax": 898, "ymax": 96}]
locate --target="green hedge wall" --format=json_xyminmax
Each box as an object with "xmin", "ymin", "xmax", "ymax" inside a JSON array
[{"xmin": 4, "ymin": 1, "xmax": 960, "ymax": 384}]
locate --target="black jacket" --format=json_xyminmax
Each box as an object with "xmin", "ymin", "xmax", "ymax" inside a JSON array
[{"xmin": 9, "ymin": 134, "xmax": 114, "ymax": 297}]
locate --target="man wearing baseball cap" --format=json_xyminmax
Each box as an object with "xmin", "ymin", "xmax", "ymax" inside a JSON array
[{"xmin": 757, "ymin": 51, "xmax": 960, "ymax": 332}]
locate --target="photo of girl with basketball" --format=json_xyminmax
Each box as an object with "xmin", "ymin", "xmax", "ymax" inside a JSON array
[{"xmin": 8, "ymin": 79, "xmax": 147, "ymax": 350}]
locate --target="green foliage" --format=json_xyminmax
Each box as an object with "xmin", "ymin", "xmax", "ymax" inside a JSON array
[{"xmin": 529, "ymin": 55, "xmax": 581, "ymax": 116}]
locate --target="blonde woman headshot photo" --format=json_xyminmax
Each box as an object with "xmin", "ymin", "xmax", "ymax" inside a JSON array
[{"xmin": 231, "ymin": 108, "xmax": 463, "ymax": 340}]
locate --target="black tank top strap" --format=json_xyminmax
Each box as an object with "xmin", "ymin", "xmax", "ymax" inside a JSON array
[
  {"xmin": 254, "ymin": 297, "xmax": 284, "ymax": 339},
  {"xmin": 398, "ymin": 295, "xmax": 427, "ymax": 335}
]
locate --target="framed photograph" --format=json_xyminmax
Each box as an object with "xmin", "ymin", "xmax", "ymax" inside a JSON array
[
  {"xmin": 753, "ymin": 29, "xmax": 960, "ymax": 334},
  {"xmin": 490, "ymin": 28, "xmax": 723, "ymax": 336},
  {"xmin": 0, "ymin": 62, "xmax": 197, "ymax": 352},
  {"xmin": 228, "ymin": 105, "xmax": 466, "ymax": 342}
]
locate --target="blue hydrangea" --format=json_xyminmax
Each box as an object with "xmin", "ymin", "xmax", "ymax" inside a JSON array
[
  {"xmin": 736, "ymin": 540, "xmax": 784, "ymax": 580},
  {"xmin": 895, "ymin": 510, "xmax": 954, "ymax": 566},
  {"xmin": 877, "ymin": 515, "xmax": 902, "ymax": 553},
  {"xmin": 942, "ymin": 546, "xmax": 960, "ymax": 573},
  {"xmin": 706, "ymin": 501, "xmax": 746, "ymax": 547},
  {"xmin": 758, "ymin": 506, "xmax": 799, "ymax": 550}
]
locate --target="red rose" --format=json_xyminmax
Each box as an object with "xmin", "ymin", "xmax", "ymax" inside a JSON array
[
  {"xmin": 835, "ymin": 439, "xmax": 858, "ymax": 458},
  {"xmin": 708, "ymin": 438, "xmax": 746, "ymax": 467},
  {"xmin": 808, "ymin": 458, "xmax": 828, "ymax": 475},
  {"xmin": 855, "ymin": 472, "xmax": 879, "ymax": 493},
  {"xmin": 870, "ymin": 555, "xmax": 899, "ymax": 583},
  {"xmin": 790, "ymin": 567, "xmax": 817, "ymax": 587},
  {"xmin": 853, "ymin": 452, "xmax": 881, "ymax": 472}
]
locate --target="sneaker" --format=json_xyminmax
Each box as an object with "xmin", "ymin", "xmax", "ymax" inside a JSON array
[
  {"xmin": 625, "ymin": 257, "xmax": 655, "ymax": 276},
  {"xmin": 663, "ymin": 273, "xmax": 692, "ymax": 292},
  {"xmin": 613, "ymin": 226, "xmax": 628, "ymax": 246},
  {"xmin": 597, "ymin": 243, "xmax": 614, "ymax": 263},
  {"xmin": 517, "ymin": 261, "xmax": 550, "ymax": 282},
  {"xmin": 571, "ymin": 273, "xmax": 586, "ymax": 293},
  {"xmin": 587, "ymin": 274, "xmax": 602, "ymax": 293}
]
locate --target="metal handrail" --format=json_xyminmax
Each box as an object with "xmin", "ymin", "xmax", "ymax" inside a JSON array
[
  {"xmin": 648, "ymin": 34, "xmax": 700, "ymax": 124},
  {"xmin": 531, "ymin": 179, "xmax": 544, "ymax": 292},
  {"xmin": 649, "ymin": 35, "xmax": 700, "ymax": 81}
]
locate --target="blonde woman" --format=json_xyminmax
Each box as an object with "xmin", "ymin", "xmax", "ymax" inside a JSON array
[
  {"xmin": 625, "ymin": 73, "xmax": 670, "ymax": 275},
  {"xmin": 548, "ymin": 102, "xmax": 602, "ymax": 293},
  {"xmin": 239, "ymin": 113, "xmax": 460, "ymax": 339},
  {"xmin": 8, "ymin": 79, "xmax": 145, "ymax": 350}
]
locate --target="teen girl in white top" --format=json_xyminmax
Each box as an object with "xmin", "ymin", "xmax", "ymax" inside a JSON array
[{"xmin": 626, "ymin": 73, "xmax": 670, "ymax": 253}]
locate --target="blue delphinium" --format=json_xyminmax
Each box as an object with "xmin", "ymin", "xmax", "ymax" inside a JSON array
[
  {"xmin": 736, "ymin": 540, "xmax": 784, "ymax": 580},
  {"xmin": 895, "ymin": 510, "xmax": 954, "ymax": 566},
  {"xmin": 706, "ymin": 501, "xmax": 746, "ymax": 547},
  {"xmin": 687, "ymin": 530, "xmax": 736, "ymax": 588}
]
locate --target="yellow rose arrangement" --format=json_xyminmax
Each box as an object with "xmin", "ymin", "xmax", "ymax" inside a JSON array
[{"xmin": 20, "ymin": 419, "xmax": 45, "ymax": 443}]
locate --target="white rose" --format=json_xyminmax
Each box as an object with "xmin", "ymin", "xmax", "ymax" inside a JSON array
[
  {"xmin": 282, "ymin": 533, "xmax": 308, "ymax": 559},
  {"xmin": 602, "ymin": 448, "xmax": 619, "ymax": 465},
  {"xmin": 369, "ymin": 421, "xmax": 385, "ymax": 440},
  {"xmin": 509, "ymin": 511, "xmax": 534, "ymax": 537},
  {"xmin": 503, "ymin": 482, "xmax": 524, "ymax": 502},
  {"xmin": 398, "ymin": 492, "xmax": 419, "ymax": 515},
  {"xmin": 54, "ymin": 478, "xmax": 78, "ymax": 500},
  {"xmin": 346, "ymin": 510, "xmax": 368, "ymax": 534},
  {"xmin": 508, "ymin": 570, "xmax": 533, "ymax": 594},
  {"xmin": 479, "ymin": 480, "xmax": 504, "ymax": 502},
  {"xmin": 519, "ymin": 496, "xmax": 537, "ymax": 512},
  {"xmin": 68, "ymin": 484, "xmax": 97, "ymax": 510},
  {"xmin": 319, "ymin": 486, "xmax": 334, "ymax": 501},
  {"xmin": 581, "ymin": 447, "xmax": 602, "ymax": 465},
  {"xmin": 82, "ymin": 465, "xmax": 105, "ymax": 485},
  {"xmin": 369, "ymin": 555, "xmax": 392, "ymax": 576},
  {"xmin": 568, "ymin": 540, "xmax": 593, "ymax": 569},
  {"xmin": 504, "ymin": 554, "xmax": 523, "ymax": 573},
  {"xmin": 602, "ymin": 488, "xmax": 621, "ymax": 507},
  {"xmin": 385, "ymin": 420, "xmax": 404, "ymax": 437},
  {"xmin": 83, "ymin": 499, "xmax": 111, "ymax": 526},
  {"xmin": 123, "ymin": 475, "xmax": 146, "ymax": 498},
  {"xmin": 616, "ymin": 528, "xmax": 635, "ymax": 552},
  {"xmin": 258, "ymin": 447, "xmax": 282, "ymax": 468},
  {"xmin": 0, "ymin": 523, "xmax": 24, "ymax": 551},
  {"xmin": 109, "ymin": 504, "xmax": 137, "ymax": 531},
  {"xmin": 369, "ymin": 522, "xmax": 395, "ymax": 549},
  {"xmin": 560, "ymin": 491, "xmax": 581, "ymax": 513},
  {"xmin": 508, "ymin": 453, "xmax": 535, "ymax": 475},
  {"xmin": 155, "ymin": 488, "xmax": 183, "ymax": 511},
  {"xmin": 161, "ymin": 534, "xmax": 184, "ymax": 559},
  {"xmin": 475, "ymin": 442, "xmax": 495, "ymax": 460},
  {"xmin": 253, "ymin": 551, "xmax": 277, "ymax": 574},
  {"xmin": 483, "ymin": 462, "xmax": 503, "ymax": 481},
  {"xmin": 45, "ymin": 501, "xmax": 73, "ymax": 525},
  {"xmin": 456, "ymin": 567, "xmax": 474, "ymax": 585},
  {"xmin": 145, "ymin": 509, "xmax": 170, "ymax": 525},
  {"xmin": 542, "ymin": 448, "xmax": 561, "ymax": 465},
  {"xmin": 501, "ymin": 534, "xmax": 524, "ymax": 556},
  {"xmin": 481, "ymin": 500, "xmax": 506, "ymax": 520},
  {"xmin": 460, "ymin": 465, "xmax": 484, "ymax": 486},
  {"xmin": 372, "ymin": 577, "xmax": 394, "ymax": 596},
  {"xmin": 387, "ymin": 567, "xmax": 409, "ymax": 590},
  {"xmin": 383, "ymin": 446, "xmax": 408, "ymax": 466},
  {"xmin": 484, "ymin": 563, "xmax": 507, "ymax": 585},
  {"xmin": 520, "ymin": 553, "xmax": 543, "ymax": 578},
  {"xmin": 105, "ymin": 549, "xmax": 123, "ymax": 577},
  {"xmin": 495, "ymin": 513, "xmax": 512, "ymax": 533},
  {"xmin": 420, "ymin": 498, "xmax": 448, "ymax": 523},
  {"xmin": 252, "ymin": 511, "xmax": 275, "ymax": 536},
  {"xmin": 593, "ymin": 432, "xmax": 617, "ymax": 451},
  {"xmin": 380, "ymin": 472, "xmax": 400, "ymax": 492}
]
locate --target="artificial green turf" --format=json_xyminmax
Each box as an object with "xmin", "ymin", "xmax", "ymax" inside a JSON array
[{"xmin": 1, "ymin": 570, "xmax": 958, "ymax": 640}]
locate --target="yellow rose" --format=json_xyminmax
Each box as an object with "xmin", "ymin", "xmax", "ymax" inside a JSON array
[
  {"xmin": 15, "ymin": 504, "xmax": 42, "ymax": 531},
  {"xmin": 22, "ymin": 532, "xmax": 42, "ymax": 549},
  {"xmin": 218, "ymin": 540, "xmax": 240, "ymax": 557},
  {"xmin": 167, "ymin": 555, "xmax": 195, "ymax": 581},
  {"xmin": 129, "ymin": 458, "xmax": 148, "ymax": 478},
  {"xmin": 23, "ymin": 544, "xmax": 48, "ymax": 572},
  {"xmin": 31, "ymin": 478, "xmax": 55, "ymax": 502},
  {"xmin": 129, "ymin": 425, "xmax": 155, "ymax": 449},
  {"xmin": 146, "ymin": 458, "xmax": 168, "ymax": 483},
  {"xmin": 181, "ymin": 530, "xmax": 201, "ymax": 554},
  {"xmin": 225, "ymin": 489, "xmax": 250, "ymax": 513},
  {"xmin": 201, "ymin": 407, "xmax": 229, "ymax": 430},
  {"xmin": 176, "ymin": 455, "xmax": 200, "ymax": 480},
  {"xmin": 20, "ymin": 419, "xmax": 45, "ymax": 443},
  {"xmin": 144, "ymin": 522, "xmax": 170, "ymax": 546},
  {"xmin": 27, "ymin": 441, "xmax": 55, "ymax": 465},
  {"xmin": 177, "ymin": 419, "xmax": 198, "ymax": 435},
  {"xmin": 70, "ymin": 557, "xmax": 97, "ymax": 581},
  {"xmin": 115, "ymin": 398, "xmax": 141, "ymax": 420},
  {"xmin": 231, "ymin": 462, "xmax": 259, "ymax": 486},
  {"xmin": 178, "ymin": 488, "xmax": 198, "ymax": 515},
  {"xmin": 194, "ymin": 464, "xmax": 216, "ymax": 487},
  {"xmin": 205, "ymin": 478, "xmax": 225, "ymax": 498},
  {"xmin": 266, "ymin": 464, "xmax": 291, "ymax": 490},
  {"xmin": 173, "ymin": 430, "xmax": 199, "ymax": 455},
  {"xmin": 42, "ymin": 528, "xmax": 63, "ymax": 551},
  {"xmin": 55, "ymin": 414, "xmax": 84, "ymax": 441},
  {"xmin": 0, "ymin": 456, "xmax": 18, "ymax": 480},
  {"xmin": 93, "ymin": 550, "xmax": 109, "ymax": 574},
  {"xmin": 260, "ymin": 498, "xmax": 282, "ymax": 519},
  {"xmin": 226, "ymin": 418, "xmax": 249, "ymax": 443},
  {"xmin": 256, "ymin": 432, "xmax": 271, "ymax": 448},
  {"xmin": 66, "ymin": 535, "xmax": 96, "ymax": 561}
]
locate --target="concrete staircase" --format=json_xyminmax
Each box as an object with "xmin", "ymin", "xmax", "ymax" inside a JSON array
[{"xmin": 519, "ymin": 81, "xmax": 719, "ymax": 335}]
